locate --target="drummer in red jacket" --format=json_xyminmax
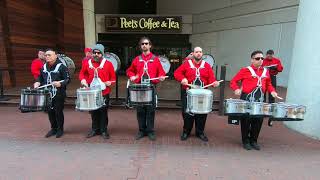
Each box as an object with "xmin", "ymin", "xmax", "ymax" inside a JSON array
[
  {"xmin": 80, "ymin": 47, "xmax": 92, "ymax": 83},
  {"xmin": 126, "ymin": 37, "xmax": 166, "ymax": 141},
  {"xmin": 262, "ymin": 49, "xmax": 284, "ymax": 103},
  {"xmin": 230, "ymin": 50, "xmax": 281, "ymax": 150},
  {"xmin": 31, "ymin": 49, "xmax": 45, "ymax": 80},
  {"xmin": 174, "ymin": 47, "xmax": 220, "ymax": 142},
  {"xmin": 79, "ymin": 44, "xmax": 116, "ymax": 139}
]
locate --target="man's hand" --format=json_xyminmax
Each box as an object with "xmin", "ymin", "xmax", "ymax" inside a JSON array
[
  {"xmin": 271, "ymin": 91, "xmax": 283, "ymax": 100},
  {"xmin": 212, "ymin": 81, "xmax": 220, "ymax": 87},
  {"xmin": 130, "ymin": 75, "xmax": 138, "ymax": 82},
  {"xmin": 234, "ymin": 89, "xmax": 241, "ymax": 96},
  {"xmin": 159, "ymin": 76, "xmax": 166, "ymax": 81},
  {"xmin": 105, "ymin": 81, "xmax": 112, "ymax": 86},
  {"xmin": 52, "ymin": 81, "xmax": 61, "ymax": 88},
  {"xmin": 181, "ymin": 78, "xmax": 188, "ymax": 85},
  {"xmin": 34, "ymin": 82, "xmax": 40, "ymax": 89},
  {"xmin": 81, "ymin": 79, "xmax": 88, "ymax": 87}
]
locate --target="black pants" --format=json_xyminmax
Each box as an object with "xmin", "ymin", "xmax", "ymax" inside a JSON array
[
  {"xmin": 48, "ymin": 94, "xmax": 65, "ymax": 131},
  {"xmin": 264, "ymin": 75, "xmax": 277, "ymax": 103},
  {"xmin": 90, "ymin": 95, "xmax": 109, "ymax": 133},
  {"xmin": 181, "ymin": 89, "xmax": 207, "ymax": 135},
  {"xmin": 240, "ymin": 93, "xmax": 263, "ymax": 144},
  {"xmin": 136, "ymin": 105, "xmax": 155, "ymax": 134}
]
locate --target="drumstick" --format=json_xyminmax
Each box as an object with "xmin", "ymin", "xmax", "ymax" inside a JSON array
[
  {"xmin": 37, "ymin": 80, "xmax": 64, "ymax": 89},
  {"xmin": 186, "ymin": 84, "xmax": 199, "ymax": 88},
  {"xmin": 147, "ymin": 76, "xmax": 169, "ymax": 81},
  {"xmin": 202, "ymin": 80, "xmax": 224, "ymax": 89}
]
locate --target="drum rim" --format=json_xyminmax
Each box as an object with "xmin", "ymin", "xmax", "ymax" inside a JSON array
[{"xmin": 21, "ymin": 88, "xmax": 50, "ymax": 93}]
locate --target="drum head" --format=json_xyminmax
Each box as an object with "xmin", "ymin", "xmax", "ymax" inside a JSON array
[
  {"xmin": 159, "ymin": 56, "xmax": 171, "ymax": 74},
  {"xmin": 57, "ymin": 54, "xmax": 76, "ymax": 76},
  {"xmin": 105, "ymin": 52, "xmax": 121, "ymax": 72},
  {"xmin": 202, "ymin": 54, "xmax": 215, "ymax": 68},
  {"xmin": 187, "ymin": 89, "xmax": 212, "ymax": 95}
]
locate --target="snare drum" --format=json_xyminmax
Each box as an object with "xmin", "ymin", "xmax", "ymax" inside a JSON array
[
  {"xmin": 20, "ymin": 88, "xmax": 50, "ymax": 112},
  {"xmin": 249, "ymin": 102, "xmax": 272, "ymax": 117},
  {"xmin": 75, "ymin": 88, "xmax": 104, "ymax": 111},
  {"xmin": 224, "ymin": 99, "xmax": 249, "ymax": 115},
  {"xmin": 186, "ymin": 89, "xmax": 213, "ymax": 114},
  {"xmin": 128, "ymin": 84, "xmax": 155, "ymax": 107}
]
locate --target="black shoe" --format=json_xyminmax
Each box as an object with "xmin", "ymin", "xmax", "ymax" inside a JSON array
[
  {"xmin": 180, "ymin": 132, "xmax": 189, "ymax": 141},
  {"xmin": 250, "ymin": 142, "xmax": 261, "ymax": 150},
  {"xmin": 45, "ymin": 129, "xmax": 57, "ymax": 138},
  {"xmin": 101, "ymin": 132, "xmax": 110, "ymax": 139},
  {"xmin": 148, "ymin": 132, "xmax": 156, "ymax": 141},
  {"xmin": 86, "ymin": 130, "xmax": 98, "ymax": 138},
  {"xmin": 243, "ymin": 143, "xmax": 252, "ymax": 150},
  {"xmin": 56, "ymin": 130, "xmax": 64, "ymax": 138},
  {"xmin": 135, "ymin": 132, "xmax": 145, "ymax": 140},
  {"xmin": 196, "ymin": 133, "xmax": 208, "ymax": 142}
]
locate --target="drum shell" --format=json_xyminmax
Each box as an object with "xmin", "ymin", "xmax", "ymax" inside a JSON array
[
  {"xmin": 296, "ymin": 105, "xmax": 306, "ymax": 119},
  {"xmin": 129, "ymin": 84, "xmax": 154, "ymax": 106},
  {"xmin": 271, "ymin": 103, "xmax": 287, "ymax": 118},
  {"xmin": 187, "ymin": 89, "xmax": 213, "ymax": 114},
  {"xmin": 20, "ymin": 88, "xmax": 49, "ymax": 112},
  {"xmin": 76, "ymin": 88, "xmax": 104, "ymax": 111},
  {"xmin": 224, "ymin": 99, "xmax": 249, "ymax": 115},
  {"xmin": 271, "ymin": 103, "xmax": 306, "ymax": 120},
  {"xmin": 249, "ymin": 102, "xmax": 272, "ymax": 116}
]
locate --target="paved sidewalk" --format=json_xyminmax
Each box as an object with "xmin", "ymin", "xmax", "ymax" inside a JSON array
[{"xmin": 0, "ymin": 106, "xmax": 319, "ymax": 179}]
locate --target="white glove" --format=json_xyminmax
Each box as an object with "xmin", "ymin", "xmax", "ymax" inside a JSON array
[{"xmin": 81, "ymin": 79, "xmax": 88, "ymax": 87}]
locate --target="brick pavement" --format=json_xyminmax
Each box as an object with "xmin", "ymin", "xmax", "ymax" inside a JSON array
[{"xmin": 0, "ymin": 106, "xmax": 320, "ymax": 179}]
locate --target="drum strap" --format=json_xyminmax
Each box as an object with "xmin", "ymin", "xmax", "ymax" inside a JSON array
[
  {"xmin": 43, "ymin": 63, "xmax": 62, "ymax": 99},
  {"xmin": 88, "ymin": 58, "xmax": 107, "ymax": 90},
  {"xmin": 188, "ymin": 60, "xmax": 205, "ymax": 87},
  {"xmin": 139, "ymin": 55, "xmax": 155, "ymax": 84},
  {"xmin": 88, "ymin": 58, "xmax": 107, "ymax": 69},
  {"xmin": 246, "ymin": 66, "xmax": 267, "ymax": 102}
]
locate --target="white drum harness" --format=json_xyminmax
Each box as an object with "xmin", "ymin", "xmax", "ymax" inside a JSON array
[
  {"xmin": 188, "ymin": 60, "xmax": 206, "ymax": 88},
  {"xmin": 88, "ymin": 58, "xmax": 107, "ymax": 91},
  {"xmin": 246, "ymin": 66, "xmax": 268, "ymax": 102},
  {"xmin": 43, "ymin": 63, "xmax": 63, "ymax": 99}
]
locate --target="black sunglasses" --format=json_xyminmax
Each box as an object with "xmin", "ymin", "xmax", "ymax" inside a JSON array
[
  {"xmin": 93, "ymin": 51, "xmax": 102, "ymax": 55},
  {"xmin": 254, "ymin": 57, "xmax": 264, "ymax": 61},
  {"xmin": 141, "ymin": 42, "xmax": 149, "ymax": 45}
]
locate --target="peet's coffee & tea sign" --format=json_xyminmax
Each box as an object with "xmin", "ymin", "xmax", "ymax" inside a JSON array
[{"xmin": 105, "ymin": 16, "xmax": 182, "ymax": 33}]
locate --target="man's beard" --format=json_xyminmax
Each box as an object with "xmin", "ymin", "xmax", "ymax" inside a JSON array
[
  {"xmin": 194, "ymin": 56, "xmax": 202, "ymax": 61},
  {"xmin": 141, "ymin": 47, "xmax": 149, "ymax": 53},
  {"xmin": 93, "ymin": 56, "xmax": 101, "ymax": 62}
]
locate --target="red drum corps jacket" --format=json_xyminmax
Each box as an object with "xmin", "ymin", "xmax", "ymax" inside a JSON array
[
  {"xmin": 262, "ymin": 57, "xmax": 283, "ymax": 76},
  {"xmin": 31, "ymin": 58, "xmax": 44, "ymax": 79},
  {"xmin": 230, "ymin": 64, "xmax": 275, "ymax": 94},
  {"xmin": 79, "ymin": 58, "xmax": 116, "ymax": 95},
  {"xmin": 126, "ymin": 53, "xmax": 166, "ymax": 84},
  {"xmin": 174, "ymin": 59, "xmax": 217, "ymax": 90}
]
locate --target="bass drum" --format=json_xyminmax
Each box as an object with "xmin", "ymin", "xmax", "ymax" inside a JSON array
[
  {"xmin": 57, "ymin": 54, "xmax": 76, "ymax": 76},
  {"xmin": 105, "ymin": 52, "xmax": 121, "ymax": 72},
  {"xmin": 159, "ymin": 55, "xmax": 171, "ymax": 74},
  {"xmin": 202, "ymin": 54, "xmax": 215, "ymax": 68}
]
